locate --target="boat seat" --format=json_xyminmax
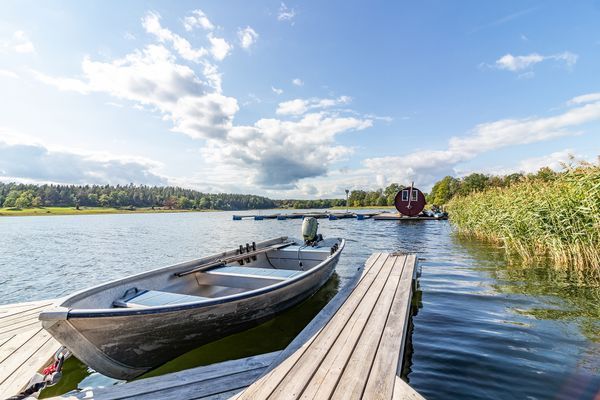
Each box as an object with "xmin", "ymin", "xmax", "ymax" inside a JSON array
[
  {"xmin": 206, "ymin": 266, "xmax": 303, "ymax": 280},
  {"xmin": 113, "ymin": 288, "xmax": 210, "ymax": 308}
]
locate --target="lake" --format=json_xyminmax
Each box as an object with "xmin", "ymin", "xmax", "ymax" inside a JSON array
[{"xmin": 1, "ymin": 211, "xmax": 599, "ymax": 399}]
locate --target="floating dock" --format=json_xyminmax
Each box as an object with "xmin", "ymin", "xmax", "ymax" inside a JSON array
[
  {"xmin": 233, "ymin": 211, "xmax": 447, "ymax": 222},
  {"xmin": 373, "ymin": 214, "xmax": 448, "ymax": 221},
  {"xmin": 5, "ymin": 253, "xmax": 423, "ymax": 399},
  {"xmin": 234, "ymin": 211, "xmax": 385, "ymax": 221}
]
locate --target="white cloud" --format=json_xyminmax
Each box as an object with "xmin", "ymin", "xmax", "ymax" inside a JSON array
[
  {"xmin": 276, "ymin": 96, "xmax": 352, "ymax": 115},
  {"xmin": 278, "ymin": 3, "xmax": 296, "ymax": 22},
  {"xmin": 493, "ymin": 51, "xmax": 578, "ymax": 72},
  {"xmin": 1, "ymin": 30, "xmax": 35, "ymax": 54},
  {"xmin": 203, "ymin": 112, "xmax": 372, "ymax": 187},
  {"xmin": 0, "ymin": 133, "xmax": 166, "ymax": 186},
  {"xmin": 271, "ymin": 86, "xmax": 283, "ymax": 95},
  {"xmin": 12, "ymin": 30, "xmax": 35, "ymax": 53},
  {"xmin": 124, "ymin": 31, "xmax": 136, "ymax": 40},
  {"xmin": 513, "ymin": 149, "xmax": 579, "ymax": 173},
  {"xmin": 183, "ymin": 9, "xmax": 215, "ymax": 31},
  {"xmin": 458, "ymin": 149, "xmax": 589, "ymax": 178},
  {"xmin": 238, "ymin": 26, "xmax": 258, "ymax": 49},
  {"xmin": 34, "ymin": 10, "xmax": 374, "ymax": 189},
  {"xmin": 144, "ymin": 11, "xmax": 230, "ymax": 62},
  {"xmin": 142, "ymin": 11, "xmax": 207, "ymax": 63},
  {"xmin": 207, "ymin": 33, "xmax": 231, "ymax": 61},
  {"xmin": 31, "ymin": 70, "xmax": 90, "ymax": 94},
  {"xmin": 568, "ymin": 93, "xmax": 600, "ymax": 105},
  {"xmin": 0, "ymin": 69, "xmax": 19, "ymax": 79},
  {"xmin": 362, "ymin": 93, "xmax": 600, "ymax": 190},
  {"xmin": 34, "ymin": 43, "xmax": 237, "ymax": 139},
  {"xmin": 292, "ymin": 78, "xmax": 303, "ymax": 86}
]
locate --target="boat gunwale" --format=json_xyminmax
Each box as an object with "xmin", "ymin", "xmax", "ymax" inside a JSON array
[{"xmin": 46, "ymin": 237, "xmax": 345, "ymax": 319}]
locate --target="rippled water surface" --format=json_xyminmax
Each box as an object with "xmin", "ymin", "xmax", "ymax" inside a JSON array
[{"xmin": 1, "ymin": 211, "xmax": 599, "ymax": 399}]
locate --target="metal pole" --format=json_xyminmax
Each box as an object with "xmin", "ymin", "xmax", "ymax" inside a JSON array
[{"xmin": 345, "ymin": 189, "xmax": 349, "ymax": 213}]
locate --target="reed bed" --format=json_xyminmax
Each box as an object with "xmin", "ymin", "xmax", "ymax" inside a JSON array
[{"xmin": 448, "ymin": 163, "xmax": 600, "ymax": 278}]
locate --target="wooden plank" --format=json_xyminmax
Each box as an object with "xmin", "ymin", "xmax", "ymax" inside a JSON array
[
  {"xmin": 0, "ymin": 306, "xmax": 51, "ymax": 327},
  {"xmin": 258, "ymin": 253, "xmax": 380, "ymax": 377},
  {"xmin": 392, "ymin": 376, "xmax": 426, "ymax": 400},
  {"xmin": 123, "ymin": 368, "xmax": 266, "ymax": 400},
  {"xmin": 0, "ymin": 329, "xmax": 52, "ymax": 383},
  {"xmin": 328, "ymin": 255, "xmax": 407, "ymax": 400},
  {"xmin": 57, "ymin": 352, "xmax": 280, "ymax": 400},
  {"xmin": 364, "ymin": 255, "xmax": 416, "ymax": 400},
  {"xmin": 237, "ymin": 253, "xmax": 388, "ymax": 399},
  {"xmin": 0, "ymin": 327, "xmax": 44, "ymax": 365},
  {"xmin": 0, "ymin": 300, "xmax": 49, "ymax": 312},
  {"xmin": 299, "ymin": 255, "xmax": 404, "ymax": 400},
  {"xmin": 0, "ymin": 311, "xmax": 42, "ymax": 331},
  {"xmin": 0, "ymin": 335, "xmax": 14, "ymax": 349},
  {"xmin": 267, "ymin": 253, "xmax": 396, "ymax": 399},
  {"xmin": 0, "ymin": 320, "xmax": 42, "ymax": 339},
  {"xmin": 197, "ymin": 387, "xmax": 246, "ymax": 399},
  {"xmin": 0, "ymin": 302, "xmax": 54, "ymax": 321},
  {"xmin": 0, "ymin": 333, "xmax": 59, "ymax": 398}
]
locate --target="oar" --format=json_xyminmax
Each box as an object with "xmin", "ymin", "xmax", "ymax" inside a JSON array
[{"xmin": 175, "ymin": 241, "xmax": 295, "ymax": 277}]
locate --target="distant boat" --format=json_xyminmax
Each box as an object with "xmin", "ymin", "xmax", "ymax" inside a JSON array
[{"xmin": 40, "ymin": 235, "xmax": 345, "ymax": 380}]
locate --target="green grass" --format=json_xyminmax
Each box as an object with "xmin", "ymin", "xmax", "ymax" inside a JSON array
[
  {"xmin": 447, "ymin": 163, "xmax": 600, "ymax": 278},
  {"xmin": 0, "ymin": 206, "xmax": 214, "ymax": 217}
]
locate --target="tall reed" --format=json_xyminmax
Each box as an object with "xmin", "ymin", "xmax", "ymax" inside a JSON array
[{"xmin": 447, "ymin": 162, "xmax": 600, "ymax": 278}]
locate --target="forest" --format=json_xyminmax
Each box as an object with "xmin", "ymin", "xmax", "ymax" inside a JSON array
[
  {"xmin": 0, "ymin": 167, "xmax": 565, "ymax": 212},
  {"xmin": 0, "ymin": 183, "xmax": 275, "ymax": 211}
]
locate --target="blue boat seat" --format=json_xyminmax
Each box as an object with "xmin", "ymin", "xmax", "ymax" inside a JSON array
[
  {"xmin": 113, "ymin": 288, "xmax": 209, "ymax": 308},
  {"xmin": 207, "ymin": 266, "xmax": 303, "ymax": 280}
]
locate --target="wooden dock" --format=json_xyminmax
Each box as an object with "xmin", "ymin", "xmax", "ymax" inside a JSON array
[
  {"xmin": 0, "ymin": 299, "xmax": 61, "ymax": 398},
  {"xmin": 52, "ymin": 351, "xmax": 282, "ymax": 400},
  {"xmin": 236, "ymin": 252, "xmax": 422, "ymax": 399},
  {"xmin": 373, "ymin": 214, "xmax": 448, "ymax": 221},
  {"xmin": 233, "ymin": 211, "xmax": 386, "ymax": 221},
  {"xmin": 4, "ymin": 252, "xmax": 423, "ymax": 399}
]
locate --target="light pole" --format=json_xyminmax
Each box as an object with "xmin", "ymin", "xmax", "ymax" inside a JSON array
[{"xmin": 345, "ymin": 189, "xmax": 350, "ymax": 213}]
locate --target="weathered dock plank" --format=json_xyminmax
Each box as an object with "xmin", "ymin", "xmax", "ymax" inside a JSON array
[
  {"xmin": 0, "ymin": 300, "xmax": 60, "ymax": 399},
  {"xmin": 48, "ymin": 351, "xmax": 281, "ymax": 400},
  {"xmin": 236, "ymin": 252, "xmax": 421, "ymax": 400}
]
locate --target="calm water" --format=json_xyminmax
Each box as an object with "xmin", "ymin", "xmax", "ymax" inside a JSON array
[{"xmin": 1, "ymin": 211, "xmax": 599, "ymax": 399}]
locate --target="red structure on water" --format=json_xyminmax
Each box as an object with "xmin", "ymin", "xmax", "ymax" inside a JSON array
[{"xmin": 394, "ymin": 185, "xmax": 426, "ymax": 217}]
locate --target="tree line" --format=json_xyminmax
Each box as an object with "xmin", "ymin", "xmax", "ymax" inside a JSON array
[
  {"xmin": 0, "ymin": 183, "xmax": 276, "ymax": 211},
  {"xmin": 427, "ymin": 167, "xmax": 560, "ymax": 205},
  {"xmin": 0, "ymin": 167, "xmax": 562, "ymax": 211}
]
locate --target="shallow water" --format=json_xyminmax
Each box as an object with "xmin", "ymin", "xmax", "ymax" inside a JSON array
[{"xmin": 1, "ymin": 210, "xmax": 599, "ymax": 399}]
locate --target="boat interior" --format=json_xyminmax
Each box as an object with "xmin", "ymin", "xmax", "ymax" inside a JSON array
[{"xmin": 59, "ymin": 237, "xmax": 342, "ymax": 311}]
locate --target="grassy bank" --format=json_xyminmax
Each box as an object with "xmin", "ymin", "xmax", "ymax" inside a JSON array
[
  {"xmin": 447, "ymin": 163, "xmax": 600, "ymax": 276},
  {"xmin": 0, "ymin": 207, "xmax": 214, "ymax": 217}
]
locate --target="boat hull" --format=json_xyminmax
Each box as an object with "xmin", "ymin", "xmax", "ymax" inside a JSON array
[{"xmin": 42, "ymin": 246, "xmax": 342, "ymax": 380}]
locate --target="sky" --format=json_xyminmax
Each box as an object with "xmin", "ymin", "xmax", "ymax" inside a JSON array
[{"xmin": 0, "ymin": 0, "xmax": 599, "ymax": 199}]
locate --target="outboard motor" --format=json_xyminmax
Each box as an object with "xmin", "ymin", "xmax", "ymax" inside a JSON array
[{"xmin": 302, "ymin": 217, "xmax": 322, "ymax": 245}]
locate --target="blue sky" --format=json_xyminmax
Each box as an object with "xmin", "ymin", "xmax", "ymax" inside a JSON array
[{"xmin": 0, "ymin": 0, "xmax": 599, "ymax": 198}]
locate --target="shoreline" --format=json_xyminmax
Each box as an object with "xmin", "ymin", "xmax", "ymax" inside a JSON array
[
  {"xmin": 0, "ymin": 205, "xmax": 397, "ymax": 217},
  {"xmin": 0, "ymin": 207, "xmax": 217, "ymax": 217}
]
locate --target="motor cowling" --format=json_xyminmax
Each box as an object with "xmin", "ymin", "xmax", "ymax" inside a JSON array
[{"xmin": 302, "ymin": 217, "xmax": 319, "ymax": 244}]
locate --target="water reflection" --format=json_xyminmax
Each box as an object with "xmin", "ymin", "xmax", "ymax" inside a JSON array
[{"xmin": 456, "ymin": 235, "xmax": 600, "ymax": 343}]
